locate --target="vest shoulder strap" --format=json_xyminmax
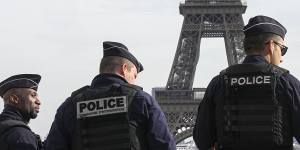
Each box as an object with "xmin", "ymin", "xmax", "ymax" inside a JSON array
[
  {"xmin": 71, "ymin": 85, "xmax": 90, "ymax": 98},
  {"xmin": 0, "ymin": 120, "xmax": 30, "ymax": 149},
  {"xmin": 71, "ymin": 83, "xmax": 142, "ymax": 101},
  {"xmin": 0, "ymin": 120, "xmax": 43, "ymax": 150},
  {"xmin": 121, "ymin": 83, "xmax": 143, "ymax": 91},
  {"xmin": 0, "ymin": 120, "xmax": 30, "ymax": 148},
  {"xmin": 220, "ymin": 63, "xmax": 289, "ymax": 76},
  {"xmin": 120, "ymin": 83, "xmax": 142, "ymax": 97},
  {"xmin": 271, "ymin": 65, "xmax": 289, "ymax": 76}
]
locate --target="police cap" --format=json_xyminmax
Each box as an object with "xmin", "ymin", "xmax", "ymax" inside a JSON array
[
  {"xmin": 243, "ymin": 15, "xmax": 287, "ymax": 39},
  {"xmin": 0, "ymin": 74, "xmax": 41, "ymax": 97},
  {"xmin": 103, "ymin": 41, "xmax": 144, "ymax": 73}
]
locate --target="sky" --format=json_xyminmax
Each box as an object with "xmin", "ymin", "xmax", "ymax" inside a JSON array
[{"xmin": 0, "ymin": 0, "xmax": 300, "ymax": 139}]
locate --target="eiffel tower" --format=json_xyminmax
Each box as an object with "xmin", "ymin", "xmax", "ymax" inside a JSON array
[{"xmin": 153, "ymin": 0, "xmax": 247, "ymax": 144}]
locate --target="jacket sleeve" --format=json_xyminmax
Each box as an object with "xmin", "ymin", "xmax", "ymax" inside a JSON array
[
  {"xmin": 284, "ymin": 74, "xmax": 300, "ymax": 143},
  {"xmin": 44, "ymin": 98, "xmax": 74, "ymax": 150},
  {"xmin": 193, "ymin": 76, "xmax": 219, "ymax": 150},
  {"xmin": 135, "ymin": 91, "xmax": 176, "ymax": 150}
]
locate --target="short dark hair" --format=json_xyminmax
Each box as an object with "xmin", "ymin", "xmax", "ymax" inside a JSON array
[
  {"xmin": 243, "ymin": 33, "xmax": 282, "ymax": 54},
  {"xmin": 99, "ymin": 56, "xmax": 134, "ymax": 73}
]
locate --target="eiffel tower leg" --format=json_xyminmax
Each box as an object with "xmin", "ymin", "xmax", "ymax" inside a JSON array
[
  {"xmin": 224, "ymin": 30, "xmax": 245, "ymax": 65},
  {"xmin": 224, "ymin": 14, "xmax": 246, "ymax": 65},
  {"xmin": 166, "ymin": 15, "xmax": 202, "ymax": 90}
]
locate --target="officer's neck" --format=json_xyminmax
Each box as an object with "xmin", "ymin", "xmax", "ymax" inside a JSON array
[{"xmin": 3, "ymin": 104, "xmax": 31, "ymax": 124}]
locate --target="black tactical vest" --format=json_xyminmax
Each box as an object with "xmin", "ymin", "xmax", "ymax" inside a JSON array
[
  {"xmin": 216, "ymin": 63, "xmax": 292, "ymax": 150},
  {"xmin": 71, "ymin": 83, "xmax": 148, "ymax": 150},
  {"xmin": 0, "ymin": 119, "xmax": 43, "ymax": 150}
]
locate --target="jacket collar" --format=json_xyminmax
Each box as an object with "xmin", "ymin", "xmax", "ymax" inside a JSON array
[
  {"xmin": 243, "ymin": 55, "xmax": 269, "ymax": 64},
  {"xmin": 91, "ymin": 73, "xmax": 128, "ymax": 87},
  {"xmin": 0, "ymin": 105, "xmax": 30, "ymax": 124}
]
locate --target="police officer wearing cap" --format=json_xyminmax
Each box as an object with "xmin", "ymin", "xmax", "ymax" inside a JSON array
[
  {"xmin": 0, "ymin": 74, "xmax": 43, "ymax": 150},
  {"xmin": 44, "ymin": 41, "xmax": 176, "ymax": 150},
  {"xmin": 193, "ymin": 15, "xmax": 300, "ymax": 150}
]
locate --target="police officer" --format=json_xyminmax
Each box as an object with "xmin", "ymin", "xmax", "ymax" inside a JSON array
[
  {"xmin": 0, "ymin": 74, "xmax": 43, "ymax": 150},
  {"xmin": 44, "ymin": 41, "xmax": 176, "ymax": 150},
  {"xmin": 193, "ymin": 15, "xmax": 300, "ymax": 150}
]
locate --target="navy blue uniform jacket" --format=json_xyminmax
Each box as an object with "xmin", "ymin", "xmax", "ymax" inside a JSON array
[
  {"xmin": 44, "ymin": 74, "xmax": 176, "ymax": 150},
  {"xmin": 0, "ymin": 105, "xmax": 42, "ymax": 150},
  {"xmin": 193, "ymin": 55, "xmax": 300, "ymax": 150}
]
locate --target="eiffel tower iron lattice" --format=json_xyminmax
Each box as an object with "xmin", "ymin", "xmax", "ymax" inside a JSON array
[{"xmin": 153, "ymin": 0, "xmax": 247, "ymax": 144}]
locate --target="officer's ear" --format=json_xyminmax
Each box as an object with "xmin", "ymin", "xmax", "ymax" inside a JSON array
[
  {"xmin": 265, "ymin": 40, "xmax": 275, "ymax": 55},
  {"xmin": 3, "ymin": 89, "xmax": 20, "ymax": 105},
  {"xmin": 8, "ymin": 94, "xmax": 20, "ymax": 105},
  {"xmin": 262, "ymin": 41, "xmax": 273, "ymax": 63},
  {"xmin": 120, "ymin": 63, "xmax": 129, "ymax": 76}
]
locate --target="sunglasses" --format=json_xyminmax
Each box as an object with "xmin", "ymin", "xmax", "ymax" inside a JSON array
[{"xmin": 272, "ymin": 41, "xmax": 288, "ymax": 56}]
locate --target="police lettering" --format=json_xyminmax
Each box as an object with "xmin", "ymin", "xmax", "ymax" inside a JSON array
[
  {"xmin": 77, "ymin": 96, "xmax": 127, "ymax": 118},
  {"xmin": 230, "ymin": 75, "xmax": 271, "ymax": 86},
  {"xmin": 79, "ymin": 97, "xmax": 125, "ymax": 113}
]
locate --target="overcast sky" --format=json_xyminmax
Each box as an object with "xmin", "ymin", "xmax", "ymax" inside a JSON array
[{"xmin": 1, "ymin": 0, "xmax": 300, "ymax": 139}]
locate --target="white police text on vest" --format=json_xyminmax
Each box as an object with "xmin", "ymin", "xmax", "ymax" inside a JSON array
[
  {"xmin": 230, "ymin": 75, "xmax": 271, "ymax": 86},
  {"xmin": 76, "ymin": 96, "xmax": 127, "ymax": 119}
]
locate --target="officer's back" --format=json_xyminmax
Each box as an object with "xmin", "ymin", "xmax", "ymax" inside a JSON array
[
  {"xmin": 45, "ymin": 41, "xmax": 176, "ymax": 150},
  {"xmin": 193, "ymin": 16, "xmax": 300, "ymax": 150}
]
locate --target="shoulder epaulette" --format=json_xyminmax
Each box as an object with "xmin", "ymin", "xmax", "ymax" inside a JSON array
[{"xmin": 0, "ymin": 120, "xmax": 30, "ymax": 135}]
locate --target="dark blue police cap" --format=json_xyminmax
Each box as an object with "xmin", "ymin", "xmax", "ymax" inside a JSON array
[
  {"xmin": 103, "ymin": 41, "xmax": 144, "ymax": 73},
  {"xmin": 0, "ymin": 74, "xmax": 41, "ymax": 97},
  {"xmin": 243, "ymin": 15, "xmax": 287, "ymax": 39}
]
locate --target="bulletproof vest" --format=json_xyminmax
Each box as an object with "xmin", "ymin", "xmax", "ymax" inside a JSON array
[
  {"xmin": 0, "ymin": 119, "xmax": 43, "ymax": 150},
  {"xmin": 71, "ymin": 83, "xmax": 148, "ymax": 150},
  {"xmin": 217, "ymin": 63, "xmax": 292, "ymax": 150}
]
